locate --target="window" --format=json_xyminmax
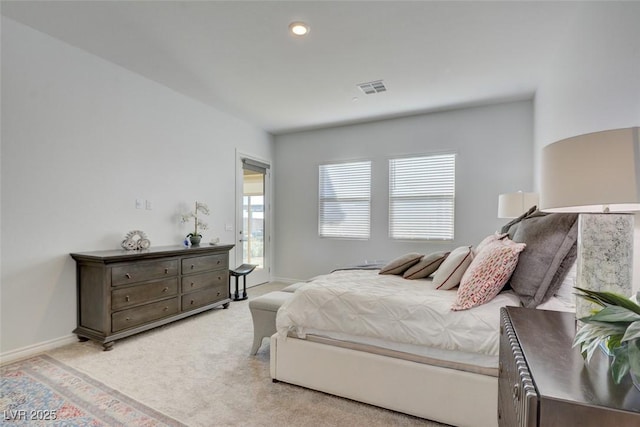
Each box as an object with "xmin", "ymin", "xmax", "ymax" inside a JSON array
[
  {"xmin": 389, "ymin": 154, "xmax": 455, "ymax": 240},
  {"xmin": 319, "ymin": 161, "xmax": 371, "ymax": 239}
]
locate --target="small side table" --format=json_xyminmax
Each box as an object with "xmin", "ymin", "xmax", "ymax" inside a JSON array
[{"xmin": 229, "ymin": 264, "xmax": 256, "ymax": 301}]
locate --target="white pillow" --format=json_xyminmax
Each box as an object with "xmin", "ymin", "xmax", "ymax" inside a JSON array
[{"xmin": 432, "ymin": 246, "xmax": 473, "ymax": 290}]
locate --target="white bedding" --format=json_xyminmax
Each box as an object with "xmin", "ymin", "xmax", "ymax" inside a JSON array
[{"xmin": 276, "ymin": 269, "xmax": 522, "ymax": 357}]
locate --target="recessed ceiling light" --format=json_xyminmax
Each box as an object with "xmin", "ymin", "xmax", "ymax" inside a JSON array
[{"xmin": 289, "ymin": 22, "xmax": 310, "ymax": 37}]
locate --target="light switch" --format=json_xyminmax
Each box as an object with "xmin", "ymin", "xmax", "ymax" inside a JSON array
[
  {"xmin": 135, "ymin": 199, "xmax": 144, "ymax": 209},
  {"xmin": 145, "ymin": 200, "xmax": 152, "ymax": 210}
]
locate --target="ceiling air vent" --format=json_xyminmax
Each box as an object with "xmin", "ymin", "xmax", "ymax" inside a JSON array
[{"xmin": 357, "ymin": 80, "xmax": 387, "ymax": 95}]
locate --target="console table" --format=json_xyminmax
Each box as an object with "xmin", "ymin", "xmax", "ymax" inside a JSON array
[
  {"xmin": 499, "ymin": 306, "xmax": 640, "ymax": 426},
  {"xmin": 71, "ymin": 244, "xmax": 234, "ymax": 350}
]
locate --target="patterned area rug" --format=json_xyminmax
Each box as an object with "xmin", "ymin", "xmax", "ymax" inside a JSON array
[{"xmin": 1, "ymin": 354, "xmax": 185, "ymax": 426}]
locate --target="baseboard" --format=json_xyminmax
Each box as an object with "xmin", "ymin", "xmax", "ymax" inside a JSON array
[{"xmin": 0, "ymin": 334, "xmax": 78, "ymax": 366}]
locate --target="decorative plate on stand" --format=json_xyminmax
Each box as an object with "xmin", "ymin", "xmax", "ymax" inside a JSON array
[{"xmin": 121, "ymin": 230, "xmax": 150, "ymax": 250}]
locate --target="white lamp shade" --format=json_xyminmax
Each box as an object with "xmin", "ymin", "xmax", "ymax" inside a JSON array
[
  {"xmin": 498, "ymin": 192, "xmax": 539, "ymax": 218},
  {"xmin": 540, "ymin": 127, "xmax": 640, "ymax": 213}
]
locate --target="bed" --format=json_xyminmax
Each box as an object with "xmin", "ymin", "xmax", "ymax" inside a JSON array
[{"xmin": 269, "ymin": 210, "xmax": 579, "ymax": 427}]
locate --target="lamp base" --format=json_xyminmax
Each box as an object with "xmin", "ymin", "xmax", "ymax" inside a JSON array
[{"xmin": 576, "ymin": 213, "xmax": 634, "ymax": 320}]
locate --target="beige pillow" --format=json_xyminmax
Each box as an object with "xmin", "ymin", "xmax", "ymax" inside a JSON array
[
  {"xmin": 403, "ymin": 251, "xmax": 450, "ymax": 280},
  {"xmin": 432, "ymin": 246, "xmax": 473, "ymax": 290},
  {"xmin": 379, "ymin": 253, "xmax": 423, "ymax": 275}
]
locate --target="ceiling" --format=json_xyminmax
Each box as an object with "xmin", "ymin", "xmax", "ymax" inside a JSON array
[{"xmin": 2, "ymin": 1, "xmax": 588, "ymax": 134}]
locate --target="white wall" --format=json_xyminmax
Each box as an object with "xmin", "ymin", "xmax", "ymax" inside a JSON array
[
  {"xmin": 0, "ymin": 18, "xmax": 273, "ymax": 355},
  {"xmin": 273, "ymin": 101, "xmax": 533, "ymax": 281},
  {"xmin": 534, "ymin": 2, "xmax": 640, "ymax": 291}
]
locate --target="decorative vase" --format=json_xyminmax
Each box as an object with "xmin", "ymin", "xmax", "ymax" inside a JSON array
[{"xmin": 189, "ymin": 235, "xmax": 202, "ymax": 246}]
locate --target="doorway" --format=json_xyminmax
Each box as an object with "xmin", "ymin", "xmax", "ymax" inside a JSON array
[{"xmin": 236, "ymin": 155, "xmax": 270, "ymax": 286}]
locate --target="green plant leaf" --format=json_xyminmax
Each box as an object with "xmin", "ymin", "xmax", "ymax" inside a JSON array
[
  {"xmin": 584, "ymin": 305, "xmax": 640, "ymax": 323},
  {"xmin": 607, "ymin": 334, "xmax": 624, "ymax": 351},
  {"xmin": 574, "ymin": 324, "xmax": 601, "ymax": 347},
  {"xmin": 574, "ymin": 289, "xmax": 609, "ymax": 308},
  {"xmin": 622, "ymin": 321, "xmax": 640, "ymax": 342},
  {"xmin": 575, "ymin": 320, "xmax": 627, "ymax": 335},
  {"xmin": 573, "ymin": 324, "xmax": 616, "ymax": 362},
  {"xmin": 611, "ymin": 345, "xmax": 630, "ymax": 384},
  {"xmin": 574, "ymin": 287, "xmax": 640, "ymax": 315},
  {"xmin": 628, "ymin": 339, "xmax": 640, "ymax": 381}
]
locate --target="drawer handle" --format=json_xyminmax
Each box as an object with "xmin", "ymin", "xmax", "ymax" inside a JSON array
[
  {"xmin": 499, "ymin": 362, "xmax": 503, "ymax": 374},
  {"xmin": 125, "ymin": 296, "xmax": 130, "ymax": 302},
  {"xmin": 513, "ymin": 384, "xmax": 520, "ymax": 400},
  {"xmin": 165, "ymin": 268, "xmax": 169, "ymax": 274},
  {"xmin": 190, "ymin": 282, "xmax": 195, "ymax": 287},
  {"xmin": 217, "ymin": 260, "xmax": 221, "ymax": 265},
  {"xmin": 125, "ymin": 317, "xmax": 131, "ymax": 321},
  {"xmin": 125, "ymin": 273, "xmax": 131, "ymax": 279},
  {"xmin": 190, "ymin": 300, "xmax": 195, "ymax": 305},
  {"xmin": 218, "ymin": 276, "xmax": 221, "ymax": 281},
  {"xmin": 190, "ymin": 264, "xmax": 195, "ymax": 269},
  {"xmin": 164, "ymin": 306, "xmax": 169, "ymax": 311},
  {"xmin": 163, "ymin": 287, "xmax": 169, "ymax": 292},
  {"xmin": 217, "ymin": 291, "xmax": 220, "ymax": 296}
]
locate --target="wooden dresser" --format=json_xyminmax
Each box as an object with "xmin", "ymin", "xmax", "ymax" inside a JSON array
[
  {"xmin": 71, "ymin": 244, "xmax": 234, "ymax": 350},
  {"xmin": 499, "ymin": 306, "xmax": 640, "ymax": 426}
]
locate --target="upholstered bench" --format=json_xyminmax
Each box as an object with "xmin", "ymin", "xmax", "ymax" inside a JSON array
[{"xmin": 248, "ymin": 290, "xmax": 294, "ymax": 355}]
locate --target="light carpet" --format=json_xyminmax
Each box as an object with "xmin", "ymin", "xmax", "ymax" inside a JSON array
[{"xmin": 41, "ymin": 282, "xmax": 447, "ymax": 426}]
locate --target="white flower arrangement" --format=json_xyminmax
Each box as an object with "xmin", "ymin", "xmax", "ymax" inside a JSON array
[{"xmin": 181, "ymin": 201, "xmax": 210, "ymax": 238}]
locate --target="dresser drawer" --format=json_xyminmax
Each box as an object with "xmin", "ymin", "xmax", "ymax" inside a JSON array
[
  {"xmin": 111, "ymin": 278, "xmax": 178, "ymax": 311},
  {"xmin": 182, "ymin": 270, "xmax": 226, "ymax": 293},
  {"xmin": 182, "ymin": 285, "xmax": 227, "ymax": 311},
  {"xmin": 112, "ymin": 297, "xmax": 179, "ymax": 332},
  {"xmin": 182, "ymin": 254, "xmax": 227, "ymax": 275},
  {"xmin": 111, "ymin": 259, "xmax": 178, "ymax": 286}
]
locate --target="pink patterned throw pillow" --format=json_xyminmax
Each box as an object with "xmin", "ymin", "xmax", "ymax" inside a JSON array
[
  {"xmin": 451, "ymin": 238, "xmax": 526, "ymax": 311},
  {"xmin": 474, "ymin": 232, "xmax": 507, "ymax": 255}
]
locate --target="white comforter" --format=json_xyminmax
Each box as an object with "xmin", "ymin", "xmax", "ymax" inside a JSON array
[{"xmin": 276, "ymin": 269, "xmax": 521, "ymax": 356}]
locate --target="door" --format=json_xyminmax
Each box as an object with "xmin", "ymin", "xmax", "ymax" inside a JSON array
[{"xmin": 236, "ymin": 155, "xmax": 270, "ymax": 286}]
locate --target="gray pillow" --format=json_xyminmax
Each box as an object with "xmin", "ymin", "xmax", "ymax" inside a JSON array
[
  {"xmin": 500, "ymin": 205, "xmax": 538, "ymax": 238},
  {"xmin": 403, "ymin": 251, "xmax": 449, "ymax": 280},
  {"xmin": 545, "ymin": 242, "xmax": 577, "ymax": 300},
  {"xmin": 379, "ymin": 253, "xmax": 423, "ymax": 275},
  {"xmin": 509, "ymin": 211, "xmax": 578, "ymax": 308}
]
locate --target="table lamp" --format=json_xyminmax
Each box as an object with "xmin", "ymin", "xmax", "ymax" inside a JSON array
[
  {"xmin": 540, "ymin": 127, "xmax": 640, "ymax": 320},
  {"xmin": 498, "ymin": 191, "xmax": 539, "ymax": 218}
]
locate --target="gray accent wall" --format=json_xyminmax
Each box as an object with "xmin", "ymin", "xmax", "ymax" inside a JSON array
[{"xmin": 273, "ymin": 101, "xmax": 533, "ymax": 281}]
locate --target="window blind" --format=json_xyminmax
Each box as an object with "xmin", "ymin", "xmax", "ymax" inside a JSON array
[
  {"xmin": 319, "ymin": 161, "xmax": 371, "ymax": 239},
  {"xmin": 389, "ymin": 154, "xmax": 455, "ymax": 240}
]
